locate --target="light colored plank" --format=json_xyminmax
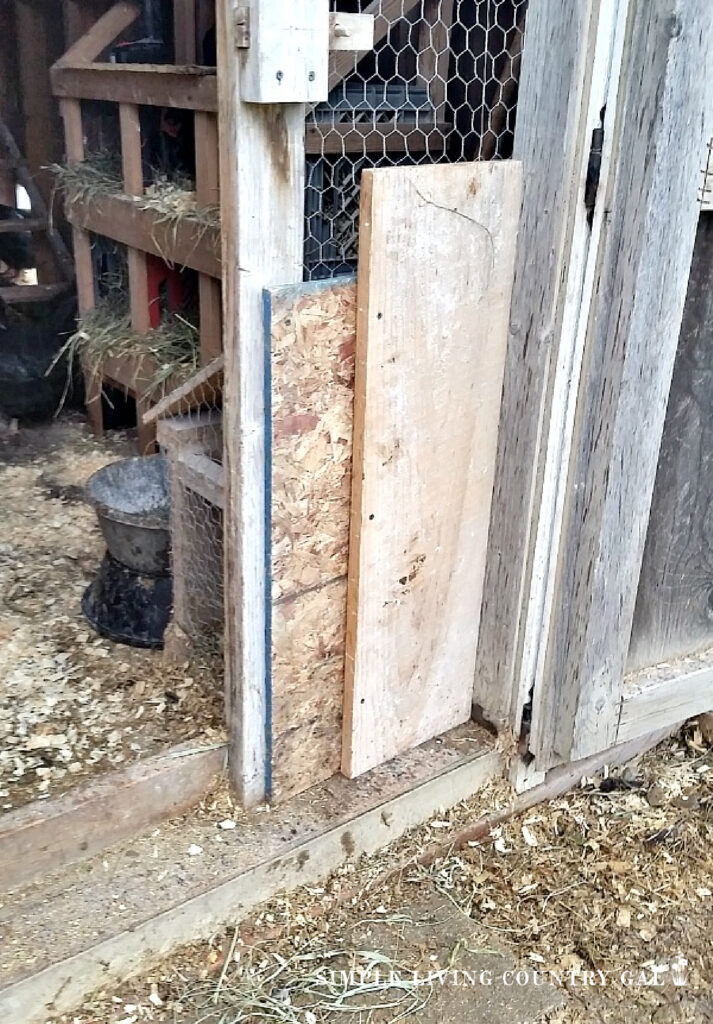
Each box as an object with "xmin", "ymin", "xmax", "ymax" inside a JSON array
[
  {"xmin": 143, "ymin": 355, "xmax": 224, "ymax": 424},
  {"xmin": 344, "ymin": 162, "xmax": 522, "ymax": 778},
  {"xmin": 473, "ymin": 0, "xmax": 604, "ymax": 728},
  {"xmin": 329, "ymin": 12, "xmax": 374, "ymax": 52},
  {"xmin": 0, "ymin": 743, "xmax": 226, "ymax": 892},
  {"xmin": 217, "ymin": 4, "xmax": 305, "ymax": 806},
  {"xmin": 175, "ymin": 449, "xmax": 224, "ymax": 509},
  {"xmin": 628, "ymin": 217, "xmax": 713, "ymax": 670},
  {"xmin": 266, "ymin": 279, "xmax": 357, "ymax": 802},
  {"xmin": 533, "ymin": 0, "xmax": 713, "ymax": 766},
  {"xmin": 240, "ymin": 0, "xmax": 330, "ymax": 104},
  {"xmin": 54, "ymin": 1, "xmax": 140, "ymax": 66},
  {"xmin": 618, "ymin": 650, "xmax": 713, "ymax": 743},
  {"xmin": 51, "ymin": 65, "xmax": 218, "ymax": 111}
]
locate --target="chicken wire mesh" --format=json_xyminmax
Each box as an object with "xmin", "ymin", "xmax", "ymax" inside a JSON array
[{"xmin": 304, "ymin": 0, "xmax": 528, "ymax": 280}]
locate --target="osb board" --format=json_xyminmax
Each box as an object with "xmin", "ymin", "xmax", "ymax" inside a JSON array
[
  {"xmin": 343, "ymin": 162, "xmax": 522, "ymax": 777},
  {"xmin": 266, "ymin": 279, "xmax": 357, "ymax": 801}
]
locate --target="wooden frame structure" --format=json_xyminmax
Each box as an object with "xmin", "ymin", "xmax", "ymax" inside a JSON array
[
  {"xmin": 53, "ymin": 2, "xmax": 222, "ymax": 453},
  {"xmin": 3, "ymin": 2, "xmax": 713, "ymax": 1018}
]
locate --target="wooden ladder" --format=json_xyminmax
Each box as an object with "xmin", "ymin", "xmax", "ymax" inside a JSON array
[{"xmin": 0, "ymin": 115, "xmax": 75, "ymax": 304}]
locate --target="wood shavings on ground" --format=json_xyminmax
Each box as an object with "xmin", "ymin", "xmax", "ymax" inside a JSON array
[
  {"xmin": 48, "ymin": 728, "xmax": 713, "ymax": 1023},
  {"xmin": 0, "ymin": 416, "xmax": 223, "ymax": 812}
]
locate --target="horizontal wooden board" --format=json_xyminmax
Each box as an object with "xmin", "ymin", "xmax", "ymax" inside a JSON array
[
  {"xmin": 0, "ymin": 743, "xmax": 226, "ymax": 892},
  {"xmin": 66, "ymin": 192, "xmax": 221, "ymax": 278},
  {"xmin": 618, "ymin": 650, "xmax": 713, "ymax": 742},
  {"xmin": 51, "ymin": 64, "xmax": 218, "ymax": 110},
  {"xmin": 344, "ymin": 162, "xmax": 522, "ymax": 777},
  {"xmin": 265, "ymin": 278, "xmax": 357, "ymax": 801}
]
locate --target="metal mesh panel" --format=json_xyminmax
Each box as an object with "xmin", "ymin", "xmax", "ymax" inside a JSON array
[{"xmin": 304, "ymin": 0, "xmax": 528, "ymax": 280}]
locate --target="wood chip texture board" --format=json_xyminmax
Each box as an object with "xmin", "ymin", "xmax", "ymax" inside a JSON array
[
  {"xmin": 265, "ymin": 279, "xmax": 357, "ymax": 801},
  {"xmin": 343, "ymin": 162, "xmax": 522, "ymax": 778}
]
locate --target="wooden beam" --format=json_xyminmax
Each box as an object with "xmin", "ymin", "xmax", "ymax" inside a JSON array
[
  {"xmin": 326, "ymin": 0, "xmax": 419, "ymax": 97},
  {"xmin": 65, "ymin": 191, "xmax": 221, "ymax": 278},
  {"xmin": 142, "ymin": 355, "xmax": 224, "ymax": 424},
  {"xmin": 51, "ymin": 64, "xmax": 218, "ymax": 110},
  {"xmin": 618, "ymin": 653, "xmax": 713, "ymax": 743},
  {"xmin": 195, "ymin": 111, "xmax": 222, "ymax": 361},
  {"xmin": 343, "ymin": 162, "xmax": 521, "ymax": 777},
  {"xmin": 0, "ymin": 283, "xmax": 70, "ymax": 303},
  {"xmin": 474, "ymin": 0, "xmax": 605, "ymax": 728},
  {"xmin": 533, "ymin": 0, "xmax": 713, "ymax": 766},
  {"xmin": 59, "ymin": 95, "xmax": 100, "ymax": 433},
  {"xmin": 0, "ymin": 743, "xmax": 226, "ymax": 892},
  {"xmin": 217, "ymin": 1, "xmax": 306, "ymax": 806},
  {"xmin": 175, "ymin": 449, "xmax": 224, "ymax": 508},
  {"xmin": 173, "ymin": 0, "xmax": 197, "ymax": 64},
  {"xmin": 54, "ymin": 1, "xmax": 140, "ymax": 66}
]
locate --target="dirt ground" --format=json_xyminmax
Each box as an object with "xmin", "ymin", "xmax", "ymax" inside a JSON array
[
  {"xmin": 49, "ymin": 726, "xmax": 713, "ymax": 1024},
  {"xmin": 0, "ymin": 415, "xmax": 223, "ymax": 812}
]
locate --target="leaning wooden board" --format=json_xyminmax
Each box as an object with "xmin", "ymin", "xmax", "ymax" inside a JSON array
[
  {"xmin": 265, "ymin": 279, "xmax": 357, "ymax": 801},
  {"xmin": 343, "ymin": 162, "xmax": 522, "ymax": 778}
]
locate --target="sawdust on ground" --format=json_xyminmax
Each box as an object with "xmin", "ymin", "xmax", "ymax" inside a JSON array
[
  {"xmin": 49, "ymin": 726, "xmax": 713, "ymax": 1023},
  {"xmin": 0, "ymin": 415, "xmax": 223, "ymax": 813}
]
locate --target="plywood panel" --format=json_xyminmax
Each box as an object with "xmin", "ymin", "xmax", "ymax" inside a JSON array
[
  {"xmin": 343, "ymin": 162, "xmax": 522, "ymax": 778},
  {"xmin": 266, "ymin": 279, "xmax": 357, "ymax": 801}
]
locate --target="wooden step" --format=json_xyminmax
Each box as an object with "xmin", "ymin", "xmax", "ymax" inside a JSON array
[
  {"xmin": 0, "ymin": 282, "xmax": 72, "ymax": 304},
  {"xmin": 0, "ymin": 724, "xmax": 500, "ymax": 1024}
]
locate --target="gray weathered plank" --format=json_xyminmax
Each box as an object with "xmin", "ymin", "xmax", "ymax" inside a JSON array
[
  {"xmin": 217, "ymin": 3, "xmax": 305, "ymax": 805},
  {"xmin": 532, "ymin": 0, "xmax": 713, "ymax": 765},
  {"xmin": 473, "ymin": 0, "xmax": 601, "ymax": 726},
  {"xmin": 628, "ymin": 216, "xmax": 713, "ymax": 670}
]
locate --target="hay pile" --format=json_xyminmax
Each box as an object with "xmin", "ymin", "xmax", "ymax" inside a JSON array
[
  {"xmin": 52, "ymin": 156, "xmax": 221, "ymax": 235},
  {"xmin": 59, "ymin": 296, "xmax": 201, "ymax": 397}
]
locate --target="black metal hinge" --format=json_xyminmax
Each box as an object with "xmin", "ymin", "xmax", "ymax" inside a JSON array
[{"xmin": 584, "ymin": 107, "xmax": 606, "ymax": 225}]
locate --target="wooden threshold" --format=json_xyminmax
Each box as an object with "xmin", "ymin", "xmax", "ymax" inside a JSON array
[
  {"xmin": 618, "ymin": 648, "xmax": 713, "ymax": 742},
  {"xmin": 0, "ymin": 742, "xmax": 226, "ymax": 892},
  {"xmin": 51, "ymin": 63, "xmax": 218, "ymax": 111},
  {"xmin": 0, "ymin": 723, "xmax": 676, "ymax": 1024},
  {"xmin": 65, "ymin": 192, "xmax": 221, "ymax": 279},
  {"xmin": 144, "ymin": 354, "xmax": 224, "ymax": 423}
]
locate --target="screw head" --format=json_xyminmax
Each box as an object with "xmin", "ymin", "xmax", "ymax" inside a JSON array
[{"xmin": 308, "ymin": 71, "xmax": 316, "ymax": 82}]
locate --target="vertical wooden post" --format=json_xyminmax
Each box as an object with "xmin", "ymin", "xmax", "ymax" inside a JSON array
[
  {"xmin": 119, "ymin": 102, "xmax": 156, "ymax": 453},
  {"xmin": 60, "ymin": 97, "xmax": 102, "ymax": 433},
  {"xmin": 217, "ymin": 3, "xmax": 306, "ymax": 805},
  {"xmin": 473, "ymin": 0, "xmax": 603, "ymax": 727},
  {"xmin": 173, "ymin": 0, "xmax": 197, "ymax": 64},
  {"xmin": 14, "ymin": 0, "xmax": 62, "ymax": 282},
  {"xmin": 532, "ymin": 0, "xmax": 713, "ymax": 766},
  {"xmin": 194, "ymin": 110, "xmax": 222, "ymax": 363}
]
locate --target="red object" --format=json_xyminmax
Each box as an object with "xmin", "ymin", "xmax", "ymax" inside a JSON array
[{"xmin": 145, "ymin": 254, "xmax": 187, "ymax": 328}]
